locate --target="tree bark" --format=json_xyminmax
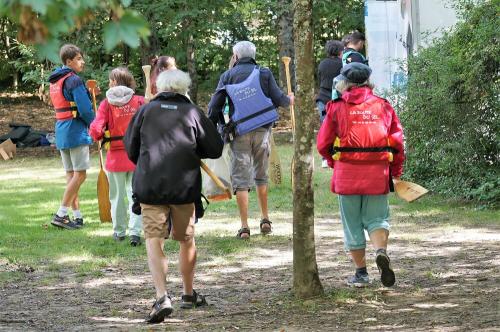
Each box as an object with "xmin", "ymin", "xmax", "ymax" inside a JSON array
[
  {"xmin": 292, "ymin": 0, "xmax": 323, "ymax": 299},
  {"xmin": 186, "ymin": 32, "xmax": 198, "ymax": 103},
  {"xmin": 278, "ymin": 0, "xmax": 296, "ymax": 91}
]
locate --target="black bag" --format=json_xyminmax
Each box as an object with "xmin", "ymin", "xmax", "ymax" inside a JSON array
[{"xmin": 0, "ymin": 123, "xmax": 31, "ymax": 144}]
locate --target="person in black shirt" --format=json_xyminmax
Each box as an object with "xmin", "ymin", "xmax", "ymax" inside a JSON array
[{"xmin": 316, "ymin": 40, "xmax": 343, "ymax": 168}]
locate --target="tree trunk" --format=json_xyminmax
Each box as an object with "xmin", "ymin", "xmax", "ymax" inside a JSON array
[
  {"xmin": 278, "ymin": 0, "xmax": 296, "ymax": 91},
  {"xmin": 292, "ymin": 0, "xmax": 323, "ymax": 299},
  {"xmin": 186, "ymin": 32, "xmax": 198, "ymax": 103},
  {"xmin": 123, "ymin": 44, "xmax": 130, "ymax": 65}
]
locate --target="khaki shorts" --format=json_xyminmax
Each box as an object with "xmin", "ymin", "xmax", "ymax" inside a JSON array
[
  {"xmin": 140, "ymin": 203, "xmax": 195, "ymax": 241},
  {"xmin": 60, "ymin": 145, "xmax": 90, "ymax": 171}
]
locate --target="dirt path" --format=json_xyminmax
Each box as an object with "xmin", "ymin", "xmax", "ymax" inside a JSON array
[{"xmin": 1, "ymin": 215, "xmax": 499, "ymax": 331}]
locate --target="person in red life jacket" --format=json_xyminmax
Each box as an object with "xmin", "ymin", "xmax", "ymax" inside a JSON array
[
  {"xmin": 317, "ymin": 62, "xmax": 405, "ymax": 288},
  {"xmin": 208, "ymin": 41, "xmax": 294, "ymax": 239},
  {"xmin": 48, "ymin": 44, "xmax": 96, "ymax": 230},
  {"xmin": 89, "ymin": 67, "xmax": 145, "ymax": 246},
  {"xmin": 150, "ymin": 56, "xmax": 177, "ymax": 96}
]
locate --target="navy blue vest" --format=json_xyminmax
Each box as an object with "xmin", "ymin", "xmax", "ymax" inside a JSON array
[{"xmin": 224, "ymin": 67, "xmax": 279, "ymax": 136}]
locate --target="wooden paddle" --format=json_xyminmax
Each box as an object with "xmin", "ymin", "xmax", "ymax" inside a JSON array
[
  {"xmin": 394, "ymin": 179, "xmax": 429, "ymax": 203},
  {"xmin": 269, "ymin": 132, "xmax": 282, "ymax": 185},
  {"xmin": 142, "ymin": 65, "xmax": 153, "ymax": 101},
  {"xmin": 282, "ymin": 56, "xmax": 295, "ymax": 134},
  {"xmin": 87, "ymin": 80, "xmax": 112, "ymax": 222},
  {"xmin": 200, "ymin": 160, "xmax": 232, "ymax": 201}
]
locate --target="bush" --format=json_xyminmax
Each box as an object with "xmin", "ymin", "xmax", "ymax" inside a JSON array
[{"xmin": 399, "ymin": 0, "xmax": 499, "ymax": 208}]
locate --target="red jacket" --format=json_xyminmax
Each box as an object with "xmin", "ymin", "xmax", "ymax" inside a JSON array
[
  {"xmin": 317, "ymin": 87, "xmax": 405, "ymax": 195},
  {"xmin": 89, "ymin": 91, "xmax": 145, "ymax": 172}
]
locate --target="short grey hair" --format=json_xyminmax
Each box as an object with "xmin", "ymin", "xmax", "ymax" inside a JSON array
[
  {"xmin": 335, "ymin": 79, "xmax": 374, "ymax": 93},
  {"xmin": 233, "ymin": 41, "xmax": 256, "ymax": 59},
  {"xmin": 156, "ymin": 69, "xmax": 191, "ymax": 95}
]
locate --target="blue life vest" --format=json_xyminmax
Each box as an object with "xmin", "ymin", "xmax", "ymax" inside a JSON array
[{"xmin": 224, "ymin": 67, "xmax": 279, "ymax": 136}]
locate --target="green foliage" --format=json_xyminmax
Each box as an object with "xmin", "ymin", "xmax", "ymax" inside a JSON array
[
  {"xmin": 400, "ymin": 0, "xmax": 499, "ymax": 207},
  {"xmin": 0, "ymin": 0, "xmax": 150, "ymax": 62}
]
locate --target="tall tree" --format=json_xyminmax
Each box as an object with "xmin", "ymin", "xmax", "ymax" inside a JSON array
[
  {"xmin": 277, "ymin": 0, "xmax": 296, "ymax": 91},
  {"xmin": 291, "ymin": 0, "xmax": 323, "ymax": 298}
]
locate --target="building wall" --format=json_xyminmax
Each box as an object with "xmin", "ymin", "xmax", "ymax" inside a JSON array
[{"xmin": 364, "ymin": 0, "xmax": 457, "ymax": 92}]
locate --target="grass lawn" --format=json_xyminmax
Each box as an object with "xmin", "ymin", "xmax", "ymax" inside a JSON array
[{"xmin": 0, "ymin": 144, "xmax": 498, "ymax": 331}]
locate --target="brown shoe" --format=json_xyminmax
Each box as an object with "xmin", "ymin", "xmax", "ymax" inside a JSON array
[{"xmin": 260, "ymin": 218, "xmax": 272, "ymax": 235}]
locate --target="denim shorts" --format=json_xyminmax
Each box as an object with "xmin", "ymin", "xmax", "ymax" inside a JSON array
[
  {"xmin": 60, "ymin": 145, "xmax": 90, "ymax": 171},
  {"xmin": 316, "ymin": 101, "xmax": 326, "ymax": 124},
  {"xmin": 338, "ymin": 194, "xmax": 390, "ymax": 250},
  {"xmin": 229, "ymin": 127, "xmax": 270, "ymax": 192}
]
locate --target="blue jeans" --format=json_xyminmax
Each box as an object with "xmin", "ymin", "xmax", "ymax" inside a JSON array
[{"xmin": 316, "ymin": 101, "xmax": 326, "ymax": 124}]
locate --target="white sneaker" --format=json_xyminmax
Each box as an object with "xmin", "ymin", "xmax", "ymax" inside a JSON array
[{"xmin": 321, "ymin": 159, "xmax": 328, "ymax": 168}]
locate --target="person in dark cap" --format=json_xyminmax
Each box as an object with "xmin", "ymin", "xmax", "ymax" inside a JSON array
[{"xmin": 316, "ymin": 62, "xmax": 405, "ymax": 288}]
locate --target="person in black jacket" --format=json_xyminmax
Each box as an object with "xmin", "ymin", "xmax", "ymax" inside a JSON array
[
  {"xmin": 124, "ymin": 69, "xmax": 223, "ymax": 323},
  {"xmin": 316, "ymin": 40, "xmax": 343, "ymax": 168}
]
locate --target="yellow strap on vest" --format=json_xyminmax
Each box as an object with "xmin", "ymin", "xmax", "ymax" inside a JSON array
[
  {"xmin": 332, "ymin": 137, "xmax": 341, "ymax": 161},
  {"xmin": 103, "ymin": 130, "xmax": 111, "ymax": 150}
]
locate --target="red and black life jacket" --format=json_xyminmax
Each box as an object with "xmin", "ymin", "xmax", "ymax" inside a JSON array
[
  {"xmin": 331, "ymin": 96, "xmax": 398, "ymax": 162},
  {"xmin": 103, "ymin": 95, "xmax": 143, "ymax": 150},
  {"xmin": 49, "ymin": 72, "xmax": 78, "ymax": 121}
]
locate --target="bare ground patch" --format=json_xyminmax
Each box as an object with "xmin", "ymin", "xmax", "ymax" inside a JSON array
[{"xmin": 1, "ymin": 216, "xmax": 499, "ymax": 331}]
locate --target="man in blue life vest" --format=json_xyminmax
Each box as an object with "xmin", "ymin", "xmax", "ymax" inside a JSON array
[{"xmin": 208, "ymin": 41, "xmax": 294, "ymax": 239}]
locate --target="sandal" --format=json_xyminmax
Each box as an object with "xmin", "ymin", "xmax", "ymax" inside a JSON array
[
  {"xmin": 236, "ymin": 227, "xmax": 251, "ymax": 239},
  {"xmin": 260, "ymin": 218, "xmax": 272, "ymax": 235},
  {"xmin": 180, "ymin": 289, "xmax": 207, "ymax": 309}
]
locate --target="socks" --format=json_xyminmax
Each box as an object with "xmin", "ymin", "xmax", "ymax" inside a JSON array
[
  {"xmin": 356, "ymin": 267, "xmax": 368, "ymax": 277},
  {"xmin": 73, "ymin": 210, "xmax": 82, "ymax": 219},
  {"xmin": 56, "ymin": 206, "xmax": 69, "ymax": 217}
]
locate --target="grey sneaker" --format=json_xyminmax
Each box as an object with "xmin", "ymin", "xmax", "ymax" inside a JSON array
[
  {"xmin": 73, "ymin": 218, "xmax": 84, "ymax": 228},
  {"xmin": 145, "ymin": 295, "xmax": 173, "ymax": 324},
  {"xmin": 347, "ymin": 274, "xmax": 370, "ymax": 287},
  {"xmin": 376, "ymin": 251, "xmax": 396, "ymax": 287},
  {"xmin": 51, "ymin": 215, "xmax": 79, "ymax": 230},
  {"xmin": 113, "ymin": 233, "xmax": 126, "ymax": 241}
]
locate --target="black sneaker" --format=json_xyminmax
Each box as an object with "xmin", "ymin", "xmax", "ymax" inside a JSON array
[
  {"xmin": 145, "ymin": 295, "xmax": 173, "ymax": 324},
  {"xmin": 130, "ymin": 235, "xmax": 141, "ymax": 246},
  {"xmin": 180, "ymin": 289, "xmax": 207, "ymax": 309},
  {"xmin": 376, "ymin": 251, "xmax": 396, "ymax": 287},
  {"xmin": 113, "ymin": 233, "xmax": 126, "ymax": 241},
  {"xmin": 73, "ymin": 218, "xmax": 84, "ymax": 228},
  {"xmin": 51, "ymin": 215, "xmax": 79, "ymax": 230}
]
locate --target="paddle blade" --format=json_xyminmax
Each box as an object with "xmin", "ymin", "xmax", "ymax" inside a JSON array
[
  {"xmin": 97, "ymin": 169, "xmax": 112, "ymax": 222},
  {"xmin": 395, "ymin": 180, "xmax": 429, "ymax": 203},
  {"xmin": 269, "ymin": 133, "xmax": 282, "ymax": 185}
]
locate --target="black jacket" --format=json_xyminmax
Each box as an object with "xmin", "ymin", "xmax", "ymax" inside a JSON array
[
  {"xmin": 124, "ymin": 92, "xmax": 223, "ymax": 205},
  {"xmin": 208, "ymin": 57, "xmax": 290, "ymax": 127},
  {"xmin": 316, "ymin": 57, "xmax": 342, "ymax": 103}
]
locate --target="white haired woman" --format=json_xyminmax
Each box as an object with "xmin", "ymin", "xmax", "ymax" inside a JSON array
[{"xmin": 124, "ymin": 69, "xmax": 223, "ymax": 323}]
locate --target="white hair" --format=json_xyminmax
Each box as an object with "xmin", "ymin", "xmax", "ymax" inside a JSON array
[
  {"xmin": 335, "ymin": 79, "xmax": 374, "ymax": 93},
  {"xmin": 233, "ymin": 41, "xmax": 256, "ymax": 59},
  {"xmin": 156, "ymin": 69, "xmax": 191, "ymax": 95}
]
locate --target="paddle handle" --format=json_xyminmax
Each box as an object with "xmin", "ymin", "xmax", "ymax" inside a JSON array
[
  {"xmin": 142, "ymin": 65, "xmax": 152, "ymax": 100},
  {"xmin": 281, "ymin": 56, "xmax": 295, "ymax": 133},
  {"xmin": 87, "ymin": 80, "xmax": 105, "ymax": 170}
]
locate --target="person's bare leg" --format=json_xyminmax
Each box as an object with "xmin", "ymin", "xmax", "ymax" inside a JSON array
[
  {"xmin": 236, "ymin": 190, "xmax": 249, "ymax": 238},
  {"xmin": 256, "ymin": 184, "xmax": 270, "ymax": 232},
  {"xmin": 350, "ymin": 249, "xmax": 367, "ymax": 268},
  {"xmin": 146, "ymin": 237, "xmax": 168, "ymax": 299},
  {"xmin": 62, "ymin": 170, "xmax": 86, "ymax": 208},
  {"xmin": 369, "ymin": 229, "xmax": 389, "ymax": 251},
  {"xmin": 65, "ymin": 172, "xmax": 79, "ymax": 210},
  {"xmin": 179, "ymin": 236, "xmax": 196, "ymax": 296}
]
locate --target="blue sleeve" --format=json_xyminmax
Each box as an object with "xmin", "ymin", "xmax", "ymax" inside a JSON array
[{"xmin": 63, "ymin": 76, "xmax": 95, "ymax": 127}]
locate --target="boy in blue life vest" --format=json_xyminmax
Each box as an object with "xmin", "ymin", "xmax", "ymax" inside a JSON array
[{"xmin": 48, "ymin": 44, "xmax": 96, "ymax": 230}]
